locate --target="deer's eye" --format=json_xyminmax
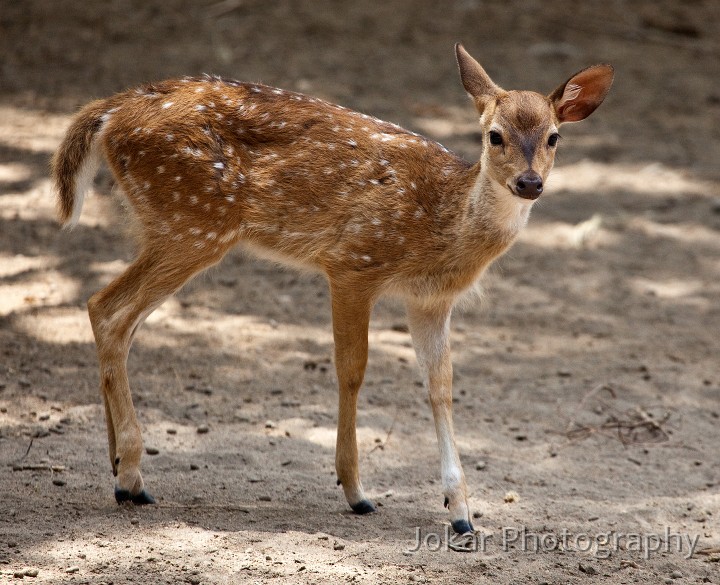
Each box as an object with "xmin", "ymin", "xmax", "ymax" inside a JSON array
[
  {"xmin": 488, "ymin": 131, "xmax": 503, "ymax": 146},
  {"xmin": 548, "ymin": 133, "xmax": 560, "ymax": 147}
]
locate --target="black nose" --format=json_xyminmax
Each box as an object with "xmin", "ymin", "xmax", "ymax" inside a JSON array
[{"xmin": 515, "ymin": 172, "xmax": 543, "ymax": 199}]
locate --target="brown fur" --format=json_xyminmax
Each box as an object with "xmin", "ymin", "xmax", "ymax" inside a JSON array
[{"xmin": 51, "ymin": 45, "xmax": 613, "ymax": 530}]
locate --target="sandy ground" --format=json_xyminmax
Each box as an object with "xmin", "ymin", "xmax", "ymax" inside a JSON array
[{"xmin": 1, "ymin": 1, "xmax": 720, "ymax": 583}]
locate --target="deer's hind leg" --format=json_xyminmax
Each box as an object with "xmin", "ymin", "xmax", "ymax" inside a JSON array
[{"xmin": 87, "ymin": 237, "xmax": 227, "ymax": 504}]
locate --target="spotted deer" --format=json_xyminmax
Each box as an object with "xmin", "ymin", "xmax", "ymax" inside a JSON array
[{"xmin": 52, "ymin": 44, "xmax": 613, "ymax": 533}]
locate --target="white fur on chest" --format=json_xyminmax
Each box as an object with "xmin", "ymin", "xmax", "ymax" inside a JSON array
[{"xmin": 470, "ymin": 175, "xmax": 535, "ymax": 236}]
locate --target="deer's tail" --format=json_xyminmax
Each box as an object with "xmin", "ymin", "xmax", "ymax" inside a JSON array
[{"xmin": 51, "ymin": 99, "xmax": 113, "ymax": 227}]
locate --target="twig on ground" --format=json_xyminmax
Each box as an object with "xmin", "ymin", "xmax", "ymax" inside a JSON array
[
  {"xmin": 563, "ymin": 384, "xmax": 671, "ymax": 446},
  {"xmin": 20, "ymin": 437, "xmax": 34, "ymax": 461},
  {"xmin": 367, "ymin": 409, "xmax": 399, "ymax": 455}
]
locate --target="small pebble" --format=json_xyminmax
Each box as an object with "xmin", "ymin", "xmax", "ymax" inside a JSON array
[
  {"xmin": 23, "ymin": 568, "xmax": 39, "ymax": 577},
  {"xmin": 52, "ymin": 478, "xmax": 66, "ymax": 487},
  {"xmin": 145, "ymin": 447, "xmax": 159, "ymax": 455},
  {"xmin": 190, "ymin": 463, "xmax": 199, "ymax": 471},
  {"xmin": 65, "ymin": 566, "xmax": 79, "ymax": 574},
  {"xmin": 333, "ymin": 541, "xmax": 345, "ymax": 551},
  {"xmin": 578, "ymin": 563, "xmax": 597, "ymax": 575},
  {"xmin": 265, "ymin": 420, "xmax": 276, "ymax": 429},
  {"xmin": 197, "ymin": 424, "xmax": 209, "ymax": 434},
  {"xmin": 670, "ymin": 570, "xmax": 683, "ymax": 579},
  {"xmin": 472, "ymin": 511, "xmax": 483, "ymax": 519},
  {"xmin": 166, "ymin": 428, "xmax": 177, "ymax": 435},
  {"xmin": 258, "ymin": 495, "xmax": 272, "ymax": 502},
  {"xmin": 504, "ymin": 490, "xmax": 520, "ymax": 503},
  {"xmin": 130, "ymin": 518, "xmax": 139, "ymax": 525},
  {"xmin": 475, "ymin": 460, "xmax": 487, "ymax": 470}
]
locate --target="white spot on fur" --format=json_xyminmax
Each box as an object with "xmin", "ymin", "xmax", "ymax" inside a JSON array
[
  {"xmin": 184, "ymin": 147, "xmax": 204, "ymax": 158},
  {"xmin": 162, "ymin": 101, "xmax": 174, "ymax": 109}
]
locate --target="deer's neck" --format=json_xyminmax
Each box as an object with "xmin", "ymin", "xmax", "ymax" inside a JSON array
[
  {"xmin": 466, "ymin": 164, "xmax": 534, "ymax": 238},
  {"xmin": 434, "ymin": 161, "xmax": 534, "ymax": 287}
]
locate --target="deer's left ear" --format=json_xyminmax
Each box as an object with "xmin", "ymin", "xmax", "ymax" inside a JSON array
[{"xmin": 549, "ymin": 64, "xmax": 614, "ymax": 123}]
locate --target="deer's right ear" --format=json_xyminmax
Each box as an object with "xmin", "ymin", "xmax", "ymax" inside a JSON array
[{"xmin": 455, "ymin": 43, "xmax": 502, "ymax": 113}]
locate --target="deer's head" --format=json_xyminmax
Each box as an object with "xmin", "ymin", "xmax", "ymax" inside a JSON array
[{"xmin": 456, "ymin": 43, "xmax": 614, "ymax": 201}]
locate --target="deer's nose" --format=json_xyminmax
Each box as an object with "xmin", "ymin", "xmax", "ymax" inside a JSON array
[{"xmin": 515, "ymin": 172, "xmax": 543, "ymax": 200}]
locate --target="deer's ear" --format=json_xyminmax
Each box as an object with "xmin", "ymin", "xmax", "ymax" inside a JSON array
[
  {"xmin": 455, "ymin": 43, "xmax": 502, "ymax": 113},
  {"xmin": 549, "ymin": 64, "xmax": 614, "ymax": 124}
]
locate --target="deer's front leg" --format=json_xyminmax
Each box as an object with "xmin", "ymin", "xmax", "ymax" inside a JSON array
[
  {"xmin": 407, "ymin": 300, "xmax": 473, "ymax": 534},
  {"xmin": 330, "ymin": 284, "xmax": 376, "ymax": 515}
]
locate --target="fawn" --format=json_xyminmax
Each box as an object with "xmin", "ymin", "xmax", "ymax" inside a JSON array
[{"xmin": 52, "ymin": 44, "xmax": 613, "ymax": 534}]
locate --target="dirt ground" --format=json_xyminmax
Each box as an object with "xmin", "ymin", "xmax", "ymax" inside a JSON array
[{"xmin": 1, "ymin": 1, "xmax": 720, "ymax": 583}]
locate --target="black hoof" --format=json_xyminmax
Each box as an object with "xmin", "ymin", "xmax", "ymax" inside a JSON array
[
  {"xmin": 115, "ymin": 487, "xmax": 156, "ymax": 505},
  {"xmin": 451, "ymin": 519, "xmax": 475, "ymax": 535},
  {"xmin": 350, "ymin": 499, "xmax": 377, "ymax": 515}
]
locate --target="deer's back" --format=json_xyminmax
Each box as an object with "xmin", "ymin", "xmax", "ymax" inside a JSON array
[{"xmin": 99, "ymin": 76, "xmax": 478, "ymax": 293}]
